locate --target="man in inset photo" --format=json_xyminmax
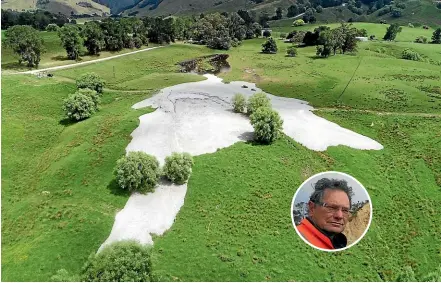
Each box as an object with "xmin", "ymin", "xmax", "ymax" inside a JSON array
[{"xmin": 296, "ymin": 178, "xmax": 353, "ymax": 250}]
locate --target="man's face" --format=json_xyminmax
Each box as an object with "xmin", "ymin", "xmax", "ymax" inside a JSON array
[{"xmin": 309, "ymin": 189, "xmax": 350, "ymax": 233}]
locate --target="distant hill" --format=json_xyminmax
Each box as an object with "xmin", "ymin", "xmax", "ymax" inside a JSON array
[
  {"xmin": 1, "ymin": 0, "xmax": 110, "ymax": 16},
  {"xmin": 91, "ymin": 0, "xmax": 138, "ymax": 14}
]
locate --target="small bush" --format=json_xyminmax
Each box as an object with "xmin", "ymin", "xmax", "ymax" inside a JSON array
[
  {"xmin": 115, "ymin": 151, "xmax": 161, "ymax": 192},
  {"xmin": 280, "ymin": 32, "xmax": 287, "ymax": 39},
  {"xmin": 250, "ymin": 107, "xmax": 283, "ymax": 144},
  {"xmin": 261, "ymin": 37, "xmax": 278, "ymax": 54},
  {"xmin": 263, "ymin": 30, "xmax": 271, "ymax": 38},
  {"xmin": 247, "ymin": 92, "xmax": 271, "ymax": 115},
  {"xmin": 316, "ymin": 5, "xmax": 323, "ymax": 13},
  {"xmin": 63, "ymin": 92, "xmax": 97, "ymax": 121},
  {"xmin": 76, "ymin": 72, "xmax": 105, "ymax": 93},
  {"xmin": 396, "ymin": 266, "xmax": 416, "ymax": 282},
  {"xmin": 402, "ymin": 48, "xmax": 422, "ymax": 61},
  {"xmin": 81, "ymin": 241, "xmax": 153, "ymax": 282},
  {"xmin": 46, "ymin": 23, "xmax": 59, "ymax": 32},
  {"xmin": 414, "ymin": 35, "xmax": 428, "ymax": 43},
  {"xmin": 408, "ymin": 23, "xmax": 414, "ymax": 28},
  {"xmin": 51, "ymin": 269, "xmax": 79, "ymax": 282},
  {"xmin": 133, "ymin": 37, "xmax": 143, "ymax": 48},
  {"xmin": 437, "ymin": 2, "xmax": 441, "ymax": 9},
  {"xmin": 232, "ymin": 93, "xmax": 246, "ymax": 113},
  {"xmin": 286, "ymin": 46, "xmax": 298, "ymax": 57},
  {"xmin": 292, "ymin": 19, "xmax": 305, "ymax": 26},
  {"xmin": 163, "ymin": 152, "xmax": 194, "ymax": 184}
]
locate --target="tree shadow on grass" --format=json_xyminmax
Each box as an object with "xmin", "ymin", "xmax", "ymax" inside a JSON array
[
  {"xmin": 307, "ymin": 55, "xmax": 327, "ymax": 60},
  {"xmin": 107, "ymin": 179, "xmax": 131, "ymax": 197},
  {"xmin": 59, "ymin": 118, "xmax": 76, "ymax": 127},
  {"xmin": 1, "ymin": 62, "xmax": 34, "ymax": 70}
]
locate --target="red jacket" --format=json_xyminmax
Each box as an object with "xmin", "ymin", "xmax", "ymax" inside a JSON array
[{"xmin": 297, "ymin": 218, "xmax": 339, "ymax": 250}]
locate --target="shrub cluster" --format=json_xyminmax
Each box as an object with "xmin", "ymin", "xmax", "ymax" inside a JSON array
[
  {"xmin": 163, "ymin": 153, "xmax": 194, "ymax": 185},
  {"xmin": 62, "ymin": 72, "xmax": 105, "ymax": 122},
  {"xmin": 402, "ymin": 48, "xmax": 422, "ymax": 61},
  {"xmin": 414, "ymin": 36, "xmax": 427, "ymax": 44},
  {"xmin": 81, "ymin": 241, "xmax": 153, "ymax": 282},
  {"xmin": 115, "ymin": 152, "xmax": 161, "ymax": 193},
  {"xmin": 232, "ymin": 93, "xmax": 247, "ymax": 113},
  {"xmin": 287, "ymin": 46, "xmax": 298, "ymax": 57}
]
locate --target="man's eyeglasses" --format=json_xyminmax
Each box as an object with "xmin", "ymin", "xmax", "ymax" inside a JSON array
[{"xmin": 313, "ymin": 201, "xmax": 351, "ymax": 216}]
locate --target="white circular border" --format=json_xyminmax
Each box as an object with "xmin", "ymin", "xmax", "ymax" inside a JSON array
[{"xmin": 290, "ymin": 171, "xmax": 373, "ymax": 252}]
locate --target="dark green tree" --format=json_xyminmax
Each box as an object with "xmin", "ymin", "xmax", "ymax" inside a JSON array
[
  {"xmin": 383, "ymin": 23, "xmax": 402, "ymax": 40},
  {"xmin": 261, "ymin": 37, "xmax": 278, "ymax": 54},
  {"xmin": 81, "ymin": 21, "xmax": 105, "ymax": 55},
  {"xmin": 287, "ymin": 4, "xmax": 299, "ymax": 17},
  {"xmin": 275, "ymin": 7, "xmax": 283, "ymax": 19},
  {"xmin": 58, "ymin": 24, "xmax": 84, "ymax": 60},
  {"xmin": 4, "ymin": 25, "xmax": 44, "ymax": 67},
  {"xmin": 432, "ymin": 28, "xmax": 441, "ymax": 44}
]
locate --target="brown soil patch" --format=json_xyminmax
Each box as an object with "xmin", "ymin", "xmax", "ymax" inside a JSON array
[{"xmin": 344, "ymin": 203, "xmax": 371, "ymax": 245}]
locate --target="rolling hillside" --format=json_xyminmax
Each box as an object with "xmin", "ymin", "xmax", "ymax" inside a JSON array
[{"xmin": 1, "ymin": 0, "xmax": 110, "ymax": 16}]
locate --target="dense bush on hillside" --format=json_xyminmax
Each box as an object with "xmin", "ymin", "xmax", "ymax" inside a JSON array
[
  {"xmin": 293, "ymin": 19, "xmax": 305, "ymax": 27},
  {"xmin": 76, "ymin": 73, "xmax": 106, "ymax": 93},
  {"xmin": 4, "ymin": 25, "xmax": 44, "ymax": 67},
  {"xmin": 250, "ymin": 107, "xmax": 283, "ymax": 144},
  {"xmin": 402, "ymin": 48, "xmax": 422, "ymax": 61},
  {"xmin": 63, "ymin": 92, "xmax": 97, "ymax": 121},
  {"xmin": 247, "ymin": 93, "xmax": 271, "ymax": 115},
  {"xmin": 115, "ymin": 152, "xmax": 161, "ymax": 192},
  {"xmin": 81, "ymin": 241, "xmax": 153, "ymax": 282},
  {"xmin": 414, "ymin": 36, "xmax": 428, "ymax": 44},
  {"xmin": 232, "ymin": 93, "xmax": 247, "ymax": 113},
  {"xmin": 163, "ymin": 152, "xmax": 194, "ymax": 185}
]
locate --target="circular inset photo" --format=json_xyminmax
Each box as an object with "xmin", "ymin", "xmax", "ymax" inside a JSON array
[{"xmin": 291, "ymin": 171, "xmax": 372, "ymax": 252}]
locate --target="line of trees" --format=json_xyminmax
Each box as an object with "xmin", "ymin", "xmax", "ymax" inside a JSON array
[{"xmin": 1, "ymin": 9, "xmax": 70, "ymax": 30}]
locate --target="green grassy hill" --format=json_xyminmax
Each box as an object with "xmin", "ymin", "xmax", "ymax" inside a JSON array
[
  {"xmin": 1, "ymin": 0, "xmax": 110, "ymax": 16},
  {"xmin": 2, "ymin": 23, "xmax": 441, "ymax": 281}
]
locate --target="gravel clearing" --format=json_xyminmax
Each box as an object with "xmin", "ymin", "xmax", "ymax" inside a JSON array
[{"xmin": 100, "ymin": 74, "xmax": 383, "ymax": 250}]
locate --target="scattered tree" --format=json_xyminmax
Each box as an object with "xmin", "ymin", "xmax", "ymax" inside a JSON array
[
  {"xmin": 383, "ymin": 23, "xmax": 402, "ymax": 41},
  {"xmin": 432, "ymin": 28, "xmax": 441, "ymax": 44},
  {"xmin": 287, "ymin": 5, "xmax": 300, "ymax": 17},
  {"xmin": 402, "ymin": 48, "xmax": 422, "ymax": 61},
  {"xmin": 287, "ymin": 46, "xmax": 298, "ymax": 57},
  {"xmin": 63, "ymin": 92, "xmax": 97, "ymax": 121},
  {"xmin": 58, "ymin": 24, "xmax": 84, "ymax": 60},
  {"xmin": 76, "ymin": 73, "xmax": 105, "ymax": 93},
  {"xmin": 114, "ymin": 151, "xmax": 161, "ymax": 192},
  {"xmin": 263, "ymin": 30, "xmax": 271, "ymax": 38},
  {"xmin": 275, "ymin": 7, "xmax": 283, "ymax": 20},
  {"xmin": 81, "ymin": 21, "xmax": 105, "ymax": 55},
  {"xmin": 414, "ymin": 35, "xmax": 428, "ymax": 44},
  {"xmin": 250, "ymin": 107, "xmax": 283, "ymax": 144},
  {"xmin": 46, "ymin": 23, "xmax": 59, "ymax": 32},
  {"xmin": 247, "ymin": 92, "xmax": 271, "ymax": 115},
  {"xmin": 292, "ymin": 19, "xmax": 305, "ymax": 27},
  {"xmin": 163, "ymin": 152, "xmax": 194, "ymax": 185},
  {"xmin": 232, "ymin": 93, "xmax": 247, "ymax": 113},
  {"xmin": 261, "ymin": 37, "xmax": 278, "ymax": 54},
  {"xmin": 4, "ymin": 25, "xmax": 44, "ymax": 67},
  {"xmin": 81, "ymin": 241, "xmax": 153, "ymax": 282}
]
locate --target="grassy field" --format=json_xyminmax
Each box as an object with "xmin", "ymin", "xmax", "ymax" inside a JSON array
[
  {"xmin": 2, "ymin": 23, "xmax": 441, "ymax": 281},
  {"xmin": 1, "ymin": 0, "xmax": 109, "ymax": 15},
  {"xmin": 1, "ymin": 30, "xmax": 157, "ymax": 72}
]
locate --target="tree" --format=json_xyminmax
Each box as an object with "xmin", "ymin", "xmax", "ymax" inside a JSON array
[
  {"xmin": 58, "ymin": 24, "xmax": 84, "ymax": 60},
  {"xmin": 237, "ymin": 9, "xmax": 255, "ymax": 25},
  {"xmin": 81, "ymin": 241, "xmax": 153, "ymax": 282},
  {"xmin": 63, "ymin": 92, "xmax": 97, "ymax": 121},
  {"xmin": 261, "ymin": 37, "xmax": 278, "ymax": 54},
  {"xmin": 250, "ymin": 107, "xmax": 283, "ymax": 144},
  {"xmin": 432, "ymin": 28, "xmax": 441, "ymax": 44},
  {"xmin": 258, "ymin": 11, "xmax": 270, "ymax": 26},
  {"xmin": 228, "ymin": 12, "xmax": 246, "ymax": 40},
  {"xmin": 247, "ymin": 93, "xmax": 271, "ymax": 115},
  {"xmin": 316, "ymin": 5, "xmax": 323, "ymax": 12},
  {"xmin": 81, "ymin": 21, "xmax": 105, "ymax": 55},
  {"xmin": 114, "ymin": 151, "xmax": 161, "ymax": 193},
  {"xmin": 302, "ymin": 8, "xmax": 316, "ymax": 23},
  {"xmin": 414, "ymin": 36, "xmax": 428, "ymax": 44},
  {"xmin": 275, "ymin": 7, "xmax": 283, "ymax": 20},
  {"xmin": 383, "ymin": 23, "xmax": 402, "ymax": 41},
  {"xmin": 4, "ymin": 25, "xmax": 44, "ymax": 67},
  {"xmin": 287, "ymin": 46, "xmax": 298, "ymax": 57},
  {"xmin": 252, "ymin": 22, "xmax": 262, "ymax": 38},
  {"xmin": 101, "ymin": 18, "xmax": 124, "ymax": 51},
  {"xmin": 163, "ymin": 152, "xmax": 194, "ymax": 185},
  {"xmin": 232, "ymin": 93, "xmax": 247, "ymax": 113},
  {"xmin": 263, "ymin": 30, "xmax": 271, "ymax": 37},
  {"xmin": 402, "ymin": 48, "xmax": 422, "ymax": 61},
  {"xmin": 46, "ymin": 23, "xmax": 59, "ymax": 32},
  {"xmin": 148, "ymin": 17, "xmax": 176, "ymax": 44},
  {"xmin": 287, "ymin": 5, "xmax": 300, "ymax": 17},
  {"xmin": 76, "ymin": 73, "xmax": 105, "ymax": 93},
  {"xmin": 193, "ymin": 13, "xmax": 231, "ymax": 50}
]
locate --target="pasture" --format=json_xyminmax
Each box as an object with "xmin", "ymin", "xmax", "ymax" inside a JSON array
[{"xmin": 1, "ymin": 22, "xmax": 441, "ymax": 281}]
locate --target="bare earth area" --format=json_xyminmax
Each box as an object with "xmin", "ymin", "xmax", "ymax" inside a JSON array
[
  {"xmin": 100, "ymin": 74, "xmax": 383, "ymax": 250},
  {"xmin": 344, "ymin": 204, "xmax": 372, "ymax": 245}
]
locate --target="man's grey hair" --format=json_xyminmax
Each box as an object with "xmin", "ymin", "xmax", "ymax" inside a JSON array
[{"xmin": 309, "ymin": 178, "xmax": 354, "ymax": 208}]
